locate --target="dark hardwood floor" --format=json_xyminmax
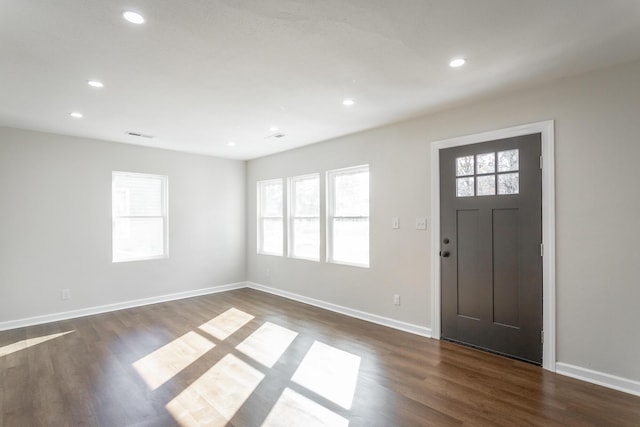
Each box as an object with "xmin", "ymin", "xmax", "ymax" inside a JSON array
[{"xmin": 1, "ymin": 288, "xmax": 638, "ymax": 426}]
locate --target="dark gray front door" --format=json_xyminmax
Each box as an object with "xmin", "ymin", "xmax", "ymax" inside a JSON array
[{"xmin": 440, "ymin": 134, "xmax": 543, "ymax": 364}]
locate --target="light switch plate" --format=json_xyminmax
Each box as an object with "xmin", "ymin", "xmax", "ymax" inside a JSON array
[
  {"xmin": 416, "ymin": 218, "xmax": 427, "ymax": 230},
  {"xmin": 392, "ymin": 217, "xmax": 400, "ymax": 229}
]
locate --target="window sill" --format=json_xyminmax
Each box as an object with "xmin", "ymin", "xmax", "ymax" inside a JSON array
[
  {"xmin": 327, "ymin": 259, "xmax": 369, "ymax": 269},
  {"xmin": 112, "ymin": 254, "xmax": 169, "ymax": 263}
]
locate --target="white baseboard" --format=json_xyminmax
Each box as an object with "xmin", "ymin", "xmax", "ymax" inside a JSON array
[
  {"xmin": 1, "ymin": 281, "xmax": 431, "ymax": 339},
  {"xmin": 246, "ymin": 281, "xmax": 432, "ymax": 338},
  {"xmin": 0, "ymin": 282, "xmax": 247, "ymax": 331},
  {"xmin": 556, "ymin": 362, "xmax": 640, "ymax": 397}
]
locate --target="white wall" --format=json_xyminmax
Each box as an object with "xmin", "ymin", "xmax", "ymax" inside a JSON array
[
  {"xmin": 246, "ymin": 59, "xmax": 640, "ymax": 383},
  {"xmin": 0, "ymin": 127, "xmax": 246, "ymax": 324}
]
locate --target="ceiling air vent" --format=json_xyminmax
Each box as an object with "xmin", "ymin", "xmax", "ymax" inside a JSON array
[{"xmin": 126, "ymin": 131, "xmax": 154, "ymax": 139}]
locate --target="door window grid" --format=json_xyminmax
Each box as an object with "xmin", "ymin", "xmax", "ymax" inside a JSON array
[{"xmin": 456, "ymin": 150, "xmax": 519, "ymax": 197}]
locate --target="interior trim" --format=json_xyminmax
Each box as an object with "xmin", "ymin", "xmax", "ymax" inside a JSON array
[{"xmin": 556, "ymin": 362, "xmax": 640, "ymax": 397}]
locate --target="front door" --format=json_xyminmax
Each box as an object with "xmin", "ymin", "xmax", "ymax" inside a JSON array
[{"xmin": 440, "ymin": 134, "xmax": 542, "ymax": 364}]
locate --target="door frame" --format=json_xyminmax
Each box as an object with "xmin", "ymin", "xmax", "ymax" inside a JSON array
[{"xmin": 430, "ymin": 120, "xmax": 556, "ymax": 371}]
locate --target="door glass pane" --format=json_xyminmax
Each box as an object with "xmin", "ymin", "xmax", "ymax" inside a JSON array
[
  {"xmin": 477, "ymin": 175, "xmax": 496, "ymax": 196},
  {"xmin": 498, "ymin": 149, "xmax": 519, "ymax": 172},
  {"xmin": 456, "ymin": 156, "xmax": 474, "ymax": 176},
  {"xmin": 498, "ymin": 173, "xmax": 519, "ymax": 195},
  {"xmin": 476, "ymin": 152, "xmax": 495, "ymax": 174},
  {"xmin": 456, "ymin": 177, "xmax": 475, "ymax": 197}
]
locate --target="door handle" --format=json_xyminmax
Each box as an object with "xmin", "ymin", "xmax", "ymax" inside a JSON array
[{"xmin": 441, "ymin": 251, "xmax": 450, "ymax": 258}]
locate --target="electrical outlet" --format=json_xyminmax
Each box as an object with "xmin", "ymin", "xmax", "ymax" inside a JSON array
[
  {"xmin": 392, "ymin": 217, "xmax": 400, "ymax": 229},
  {"xmin": 393, "ymin": 294, "xmax": 400, "ymax": 305},
  {"xmin": 61, "ymin": 288, "xmax": 71, "ymax": 300},
  {"xmin": 416, "ymin": 218, "xmax": 427, "ymax": 230}
]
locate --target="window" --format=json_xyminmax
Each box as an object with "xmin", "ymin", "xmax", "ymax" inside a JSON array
[
  {"xmin": 288, "ymin": 174, "xmax": 320, "ymax": 260},
  {"xmin": 327, "ymin": 165, "xmax": 369, "ymax": 267},
  {"xmin": 112, "ymin": 172, "xmax": 168, "ymax": 262},
  {"xmin": 257, "ymin": 179, "xmax": 284, "ymax": 256},
  {"xmin": 456, "ymin": 149, "xmax": 519, "ymax": 197}
]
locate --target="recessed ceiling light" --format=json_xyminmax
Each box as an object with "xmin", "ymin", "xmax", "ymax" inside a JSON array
[
  {"xmin": 269, "ymin": 126, "xmax": 279, "ymax": 132},
  {"xmin": 69, "ymin": 112, "xmax": 83, "ymax": 118},
  {"xmin": 227, "ymin": 141, "xmax": 236, "ymax": 147},
  {"xmin": 342, "ymin": 98, "xmax": 355, "ymax": 106},
  {"xmin": 449, "ymin": 58, "xmax": 466, "ymax": 68},
  {"xmin": 122, "ymin": 10, "xmax": 145, "ymax": 24},
  {"xmin": 87, "ymin": 80, "xmax": 104, "ymax": 88}
]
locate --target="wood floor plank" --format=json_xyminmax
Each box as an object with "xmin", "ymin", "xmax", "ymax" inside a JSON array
[{"xmin": 1, "ymin": 288, "xmax": 639, "ymax": 426}]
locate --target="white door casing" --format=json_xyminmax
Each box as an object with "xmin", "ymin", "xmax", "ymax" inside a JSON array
[{"xmin": 430, "ymin": 120, "xmax": 556, "ymax": 371}]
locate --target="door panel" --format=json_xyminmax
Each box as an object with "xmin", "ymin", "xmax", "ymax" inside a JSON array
[
  {"xmin": 493, "ymin": 208, "xmax": 519, "ymax": 327},
  {"xmin": 457, "ymin": 209, "xmax": 482, "ymax": 320},
  {"xmin": 440, "ymin": 134, "xmax": 542, "ymax": 364}
]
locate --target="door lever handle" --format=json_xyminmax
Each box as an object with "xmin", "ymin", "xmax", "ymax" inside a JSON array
[{"xmin": 441, "ymin": 251, "xmax": 450, "ymax": 258}]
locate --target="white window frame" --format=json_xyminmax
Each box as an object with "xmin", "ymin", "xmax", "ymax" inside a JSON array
[
  {"xmin": 112, "ymin": 171, "xmax": 169, "ymax": 263},
  {"xmin": 257, "ymin": 178, "xmax": 284, "ymax": 256},
  {"xmin": 326, "ymin": 164, "xmax": 370, "ymax": 268},
  {"xmin": 288, "ymin": 173, "xmax": 320, "ymax": 261}
]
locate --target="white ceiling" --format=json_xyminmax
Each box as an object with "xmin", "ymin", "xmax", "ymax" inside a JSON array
[{"xmin": 2, "ymin": 1, "xmax": 640, "ymax": 160}]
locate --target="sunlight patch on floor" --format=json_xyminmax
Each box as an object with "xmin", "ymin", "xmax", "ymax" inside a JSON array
[
  {"xmin": 291, "ymin": 341, "xmax": 361, "ymax": 410},
  {"xmin": 198, "ymin": 307, "xmax": 254, "ymax": 341},
  {"xmin": 236, "ymin": 322, "xmax": 298, "ymax": 368},
  {"xmin": 0, "ymin": 330, "xmax": 74, "ymax": 358},
  {"xmin": 133, "ymin": 331, "xmax": 215, "ymax": 390},
  {"xmin": 166, "ymin": 353, "xmax": 265, "ymax": 427},
  {"xmin": 262, "ymin": 387, "xmax": 349, "ymax": 427}
]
